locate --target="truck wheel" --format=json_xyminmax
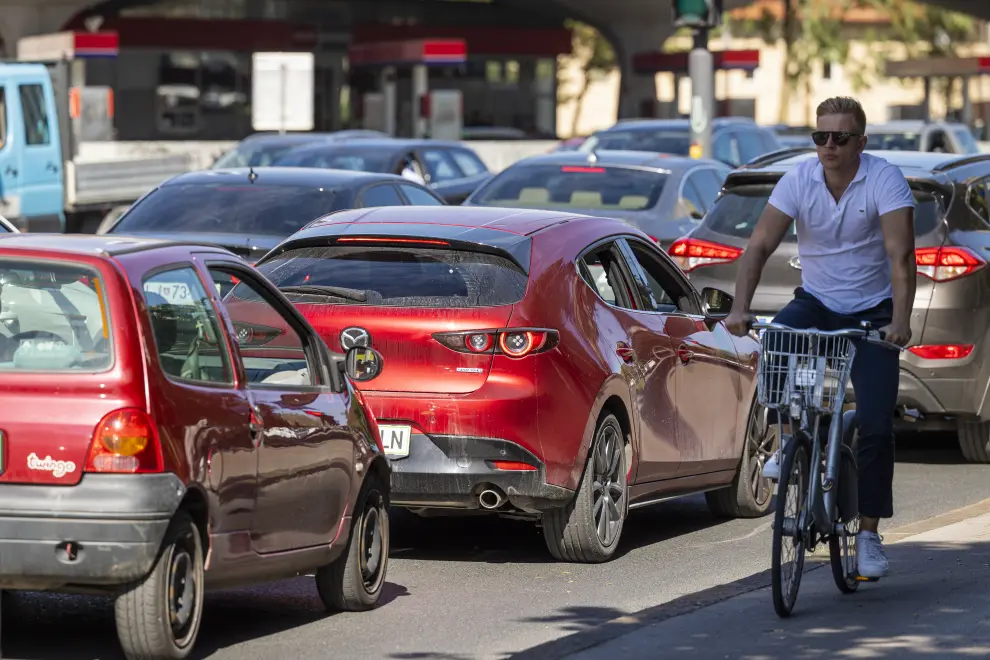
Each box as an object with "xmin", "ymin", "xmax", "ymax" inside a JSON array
[
  {"xmin": 957, "ymin": 419, "xmax": 990, "ymax": 463},
  {"xmin": 543, "ymin": 413, "xmax": 628, "ymax": 563},
  {"xmin": 114, "ymin": 510, "xmax": 205, "ymax": 660},
  {"xmin": 316, "ymin": 473, "xmax": 390, "ymax": 612},
  {"xmin": 707, "ymin": 398, "xmax": 777, "ymax": 518}
]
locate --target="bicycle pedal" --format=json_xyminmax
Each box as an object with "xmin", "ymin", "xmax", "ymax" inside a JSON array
[{"xmin": 854, "ymin": 575, "xmax": 880, "ymax": 582}]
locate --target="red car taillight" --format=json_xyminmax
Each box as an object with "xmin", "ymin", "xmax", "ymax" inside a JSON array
[
  {"xmin": 668, "ymin": 237, "xmax": 743, "ymax": 272},
  {"xmin": 915, "ymin": 246, "xmax": 985, "ymax": 282},
  {"xmin": 908, "ymin": 344, "xmax": 974, "ymax": 360},
  {"xmin": 433, "ymin": 328, "xmax": 560, "ymax": 358},
  {"xmin": 85, "ymin": 408, "xmax": 164, "ymax": 474}
]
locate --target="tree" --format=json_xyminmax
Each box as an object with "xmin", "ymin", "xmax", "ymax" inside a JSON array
[{"xmin": 558, "ymin": 20, "xmax": 617, "ymax": 137}]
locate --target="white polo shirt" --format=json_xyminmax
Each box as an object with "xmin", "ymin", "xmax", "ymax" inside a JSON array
[{"xmin": 767, "ymin": 152, "xmax": 916, "ymax": 314}]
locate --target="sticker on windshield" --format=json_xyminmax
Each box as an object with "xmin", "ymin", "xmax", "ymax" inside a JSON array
[{"xmin": 27, "ymin": 452, "xmax": 77, "ymax": 478}]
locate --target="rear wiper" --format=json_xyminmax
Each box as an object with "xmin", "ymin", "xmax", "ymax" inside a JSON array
[{"xmin": 279, "ymin": 284, "xmax": 368, "ymax": 302}]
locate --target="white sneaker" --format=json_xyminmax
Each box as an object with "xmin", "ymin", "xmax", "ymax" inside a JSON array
[
  {"xmin": 762, "ymin": 449, "xmax": 781, "ymax": 481},
  {"xmin": 856, "ymin": 531, "xmax": 890, "ymax": 578}
]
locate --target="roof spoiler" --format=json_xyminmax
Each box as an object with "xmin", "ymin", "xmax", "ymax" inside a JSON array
[{"xmin": 739, "ymin": 147, "xmax": 817, "ymax": 169}]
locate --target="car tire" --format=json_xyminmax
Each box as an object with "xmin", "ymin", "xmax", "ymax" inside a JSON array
[
  {"xmin": 957, "ymin": 419, "xmax": 990, "ymax": 463},
  {"xmin": 114, "ymin": 510, "xmax": 205, "ymax": 660},
  {"xmin": 316, "ymin": 473, "xmax": 390, "ymax": 612},
  {"xmin": 706, "ymin": 398, "xmax": 777, "ymax": 518},
  {"xmin": 543, "ymin": 413, "xmax": 628, "ymax": 563}
]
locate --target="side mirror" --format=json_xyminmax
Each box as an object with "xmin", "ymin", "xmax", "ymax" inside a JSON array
[
  {"xmin": 701, "ymin": 286, "xmax": 733, "ymax": 320},
  {"xmin": 345, "ymin": 346, "xmax": 383, "ymax": 382}
]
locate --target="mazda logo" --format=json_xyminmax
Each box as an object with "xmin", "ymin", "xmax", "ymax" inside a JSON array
[{"xmin": 340, "ymin": 327, "xmax": 371, "ymax": 350}]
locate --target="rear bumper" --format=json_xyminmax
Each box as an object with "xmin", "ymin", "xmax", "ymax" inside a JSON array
[
  {"xmin": 389, "ymin": 433, "xmax": 574, "ymax": 513},
  {"xmin": 0, "ymin": 473, "xmax": 186, "ymax": 591},
  {"xmin": 844, "ymin": 367, "xmax": 975, "ymax": 418}
]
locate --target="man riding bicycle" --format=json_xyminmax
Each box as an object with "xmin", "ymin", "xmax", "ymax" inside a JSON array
[{"xmin": 724, "ymin": 96, "xmax": 916, "ymax": 580}]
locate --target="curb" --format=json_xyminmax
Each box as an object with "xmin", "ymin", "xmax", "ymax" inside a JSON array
[{"xmin": 508, "ymin": 496, "xmax": 990, "ymax": 660}]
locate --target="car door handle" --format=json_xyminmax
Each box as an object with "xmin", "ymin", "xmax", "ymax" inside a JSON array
[
  {"xmin": 676, "ymin": 345, "xmax": 694, "ymax": 363},
  {"xmin": 249, "ymin": 408, "xmax": 264, "ymax": 445},
  {"xmin": 616, "ymin": 345, "xmax": 636, "ymax": 363},
  {"xmin": 5, "ymin": 166, "xmax": 16, "ymax": 177},
  {"xmin": 46, "ymin": 162, "xmax": 58, "ymax": 173}
]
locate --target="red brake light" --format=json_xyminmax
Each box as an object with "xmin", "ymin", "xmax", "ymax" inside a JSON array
[
  {"xmin": 490, "ymin": 461, "xmax": 537, "ymax": 471},
  {"xmin": 668, "ymin": 237, "xmax": 743, "ymax": 272},
  {"xmin": 915, "ymin": 246, "xmax": 985, "ymax": 282},
  {"xmin": 85, "ymin": 408, "xmax": 163, "ymax": 474},
  {"xmin": 561, "ymin": 166, "xmax": 606, "ymax": 173},
  {"xmin": 336, "ymin": 237, "xmax": 450, "ymax": 246},
  {"xmin": 433, "ymin": 328, "xmax": 559, "ymax": 358},
  {"xmin": 907, "ymin": 344, "xmax": 974, "ymax": 360}
]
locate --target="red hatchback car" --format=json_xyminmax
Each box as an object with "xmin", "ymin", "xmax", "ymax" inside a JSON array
[
  {"xmin": 240, "ymin": 206, "xmax": 771, "ymax": 562},
  {"xmin": 0, "ymin": 235, "xmax": 390, "ymax": 659}
]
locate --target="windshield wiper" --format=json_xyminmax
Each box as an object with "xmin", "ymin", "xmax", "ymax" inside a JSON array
[{"xmin": 279, "ymin": 284, "xmax": 368, "ymax": 302}]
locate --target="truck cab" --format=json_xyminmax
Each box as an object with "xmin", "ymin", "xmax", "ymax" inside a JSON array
[{"xmin": 0, "ymin": 63, "xmax": 65, "ymax": 232}]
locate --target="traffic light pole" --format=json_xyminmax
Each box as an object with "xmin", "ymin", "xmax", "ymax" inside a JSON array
[{"xmin": 688, "ymin": 26, "xmax": 714, "ymax": 160}]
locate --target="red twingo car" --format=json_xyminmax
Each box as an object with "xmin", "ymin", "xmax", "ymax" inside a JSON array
[
  {"xmin": 239, "ymin": 206, "xmax": 771, "ymax": 563},
  {"xmin": 0, "ymin": 235, "xmax": 390, "ymax": 659}
]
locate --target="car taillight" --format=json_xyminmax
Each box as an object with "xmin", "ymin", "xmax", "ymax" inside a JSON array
[
  {"xmin": 233, "ymin": 322, "xmax": 282, "ymax": 346},
  {"xmin": 915, "ymin": 246, "xmax": 985, "ymax": 282},
  {"xmin": 85, "ymin": 408, "xmax": 163, "ymax": 474},
  {"xmin": 668, "ymin": 237, "xmax": 743, "ymax": 272},
  {"xmin": 433, "ymin": 328, "xmax": 560, "ymax": 358},
  {"xmin": 908, "ymin": 344, "xmax": 974, "ymax": 360},
  {"xmin": 490, "ymin": 461, "xmax": 537, "ymax": 471}
]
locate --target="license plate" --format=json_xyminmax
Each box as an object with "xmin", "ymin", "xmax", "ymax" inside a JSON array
[
  {"xmin": 378, "ymin": 424, "xmax": 411, "ymax": 458},
  {"xmin": 145, "ymin": 282, "xmax": 195, "ymax": 305}
]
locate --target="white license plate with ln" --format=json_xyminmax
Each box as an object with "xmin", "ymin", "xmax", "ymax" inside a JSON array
[{"xmin": 378, "ymin": 424, "xmax": 411, "ymax": 458}]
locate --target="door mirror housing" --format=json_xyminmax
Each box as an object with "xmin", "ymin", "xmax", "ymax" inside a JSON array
[
  {"xmin": 345, "ymin": 346, "xmax": 384, "ymax": 382},
  {"xmin": 700, "ymin": 286, "xmax": 733, "ymax": 320}
]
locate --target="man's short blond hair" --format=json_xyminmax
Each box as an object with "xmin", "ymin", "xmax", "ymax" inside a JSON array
[{"xmin": 816, "ymin": 97, "xmax": 867, "ymax": 134}]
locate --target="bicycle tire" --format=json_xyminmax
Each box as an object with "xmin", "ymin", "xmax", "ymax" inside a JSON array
[
  {"xmin": 771, "ymin": 435, "xmax": 810, "ymax": 618},
  {"xmin": 830, "ymin": 443, "xmax": 860, "ymax": 594}
]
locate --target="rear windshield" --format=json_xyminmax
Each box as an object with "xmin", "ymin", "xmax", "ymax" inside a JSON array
[
  {"xmin": 0, "ymin": 261, "xmax": 112, "ymax": 371},
  {"xmin": 111, "ymin": 183, "xmax": 338, "ymax": 237},
  {"xmin": 588, "ymin": 129, "xmax": 690, "ymax": 156},
  {"xmin": 704, "ymin": 183, "xmax": 941, "ymax": 242},
  {"xmin": 273, "ymin": 148, "xmax": 394, "ymax": 173},
  {"xmin": 213, "ymin": 142, "xmax": 305, "ymax": 168},
  {"xmin": 240, "ymin": 245, "xmax": 528, "ymax": 307},
  {"xmin": 472, "ymin": 164, "xmax": 667, "ymax": 211},
  {"xmin": 866, "ymin": 132, "xmax": 921, "ymax": 151}
]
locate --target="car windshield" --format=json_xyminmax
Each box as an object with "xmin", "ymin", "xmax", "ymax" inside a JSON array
[
  {"xmin": 237, "ymin": 244, "xmax": 529, "ymax": 308},
  {"xmin": 273, "ymin": 147, "xmax": 394, "ymax": 173},
  {"xmin": 110, "ymin": 183, "xmax": 338, "ymax": 237},
  {"xmin": 0, "ymin": 260, "xmax": 112, "ymax": 372},
  {"xmin": 586, "ymin": 129, "xmax": 691, "ymax": 155},
  {"xmin": 703, "ymin": 182, "xmax": 941, "ymax": 242},
  {"xmin": 213, "ymin": 141, "xmax": 308, "ymax": 168},
  {"xmin": 471, "ymin": 164, "xmax": 668, "ymax": 211},
  {"xmin": 952, "ymin": 127, "xmax": 981, "ymax": 154},
  {"xmin": 866, "ymin": 132, "xmax": 921, "ymax": 151}
]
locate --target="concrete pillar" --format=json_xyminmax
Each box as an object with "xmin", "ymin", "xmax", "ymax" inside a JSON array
[
  {"xmin": 0, "ymin": 1, "xmax": 95, "ymax": 58},
  {"xmin": 608, "ymin": 23, "xmax": 675, "ymax": 120},
  {"xmin": 380, "ymin": 65, "xmax": 397, "ymax": 136},
  {"xmin": 411, "ymin": 64, "xmax": 428, "ymax": 138}
]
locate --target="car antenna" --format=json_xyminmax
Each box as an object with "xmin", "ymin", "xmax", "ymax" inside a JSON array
[{"xmin": 248, "ymin": 166, "xmax": 258, "ymax": 183}]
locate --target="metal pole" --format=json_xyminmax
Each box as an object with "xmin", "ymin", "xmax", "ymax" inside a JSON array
[
  {"xmin": 279, "ymin": 62, "xmax": 287, "ymax": 134},
  {"xmin": 689, "ymin": 27, "xmax": 713, "ymax": 159}
]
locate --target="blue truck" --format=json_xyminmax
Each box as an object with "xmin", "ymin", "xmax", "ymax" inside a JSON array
[{"xmin": 0, "ymin": 61, "xmax": 190, "ymax": 233}]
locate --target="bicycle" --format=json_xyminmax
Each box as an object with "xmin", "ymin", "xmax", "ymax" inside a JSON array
[{"xmin": 749, "ymin": 320, "xmax": 904, "ymax": 618}]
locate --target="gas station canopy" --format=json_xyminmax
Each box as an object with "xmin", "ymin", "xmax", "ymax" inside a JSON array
[
  {"xmin": 16, "ymin": 31, "xmax": 120, "ymax": 61},
  {"xmin": 633, "ymin": 49, "xmax": 760, "ymax": 74},
  {"xmin": 347, "ymin": 38, "xmax": 468, "ymax": 67}
]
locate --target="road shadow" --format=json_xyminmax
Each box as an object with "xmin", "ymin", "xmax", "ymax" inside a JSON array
[
  {"xmin": 0, "ymin": 579, "xmax": 410, "ymax": 660},
  {"xmin": 894, "ymin": 431, "xmax": 970, "ymax": 466},
  {"xmin": 388, "ymin": 495, "xmax": 735, "ymax": 564},
  {"xmin": 507, "ymin": 535, "xmax": 990, "ymax": 659}
]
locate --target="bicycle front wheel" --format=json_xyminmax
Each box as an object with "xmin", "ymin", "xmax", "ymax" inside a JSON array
[{"xmin": 771, "ymin": 436, "xmax": 810, "ymax": 618}]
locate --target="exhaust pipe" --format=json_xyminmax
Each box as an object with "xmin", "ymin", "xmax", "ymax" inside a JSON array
[{"xmin": 479, "ymin": 487, "xmax": 506, "ymax": 510}]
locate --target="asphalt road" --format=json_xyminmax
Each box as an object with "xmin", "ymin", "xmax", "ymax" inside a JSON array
[{"xmin": 4, "ymin": 434, "xmax": 988, "ymax": 660}]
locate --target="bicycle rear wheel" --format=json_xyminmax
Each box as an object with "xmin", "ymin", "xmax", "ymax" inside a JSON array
[
  {"xmin": 771, "ymin": 435, "xmax": 810, "ymax": 618},
  {"xmin": 830, "ymin": 442, "xmax": 860, "ymax": 593}
]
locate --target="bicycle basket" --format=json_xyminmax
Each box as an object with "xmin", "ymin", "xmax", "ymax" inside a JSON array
[{"xmin": 756, "ymin": 330, "xmax": 856, "ymax": 414}]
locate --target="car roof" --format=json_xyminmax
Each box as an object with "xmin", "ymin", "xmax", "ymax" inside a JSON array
[
  {"xmin": 300, "ymin": 205, "xmax": 622, "ymax": 237},
  {"xmin": 508, "ymin": 149, "xmax": 722, "ymax": 171},
  {"xmin": 279, "ymin": 138, "xmax": 464, "ymax": 156},
  {"xmin": 738, "ymin": 149, "xmax": 982, "ymax": 174},
  {"xmin": 0, "ymin": 233, "xmax": 234, "ymax": 258},
  {"xmin": 598, "ymin": 117, "xmax": 758, "ymax": 132},
  {"xmin": 164, "ymin": 166, "xmax": 406, "ymax": 187}
]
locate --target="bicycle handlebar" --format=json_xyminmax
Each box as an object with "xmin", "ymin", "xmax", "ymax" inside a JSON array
[{"xmin": 748, "ymin": 321, "xmax": 906, "ymax": 352}]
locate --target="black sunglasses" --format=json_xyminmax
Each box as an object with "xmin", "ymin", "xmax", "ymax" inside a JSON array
[{"xmin": 811, "ymin": 131, "xmax": 862, "ymax": 146}]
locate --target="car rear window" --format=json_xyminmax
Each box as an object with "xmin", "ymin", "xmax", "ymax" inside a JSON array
[
  {"xmin": 241, "ymin": 245, "xmax": 528, "ymax": 307},
  {"xmin": 273, "ymin": 148, "xmax": 394, "ymax": 173},
  {"xmin": 866, "ymin": 132, "xmax": 921, "ymax": 151},
  {"xmin": 0, "ymin": 260, "xmax": 112, "ymax": 371},
  {"xmin": 472, "ymin": 164, "xmax": 667, "ymax": 211},
  {"xmin": 110, "ymin": 182, "xmax": 338, "ymax": 237},
  {"xmin": 213, "ymin": 142, "xmax": 303, "ymax": 168},
  {"xmin": 704, "ymin": 183, "xmax": 941, "ymax": 242},
  {"xmin": 587, "ymin": 129, "xmax": 690, "ymax": 155}
]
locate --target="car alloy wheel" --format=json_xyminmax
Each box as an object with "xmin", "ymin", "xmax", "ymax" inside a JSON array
[
  {"xmin": 592, "ymin": 421, "xmax": 624, "ymax": 546},
  {"xmin": 748, "ymin": 404, "xmax": 777, "ymax": 508}
]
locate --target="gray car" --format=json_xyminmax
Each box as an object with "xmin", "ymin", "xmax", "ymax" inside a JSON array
[
  {"xmin": 462, "ymin": 150, "xmax": 732, "ymax": 249},
  {"xmin": 667, "ymin": 148, "xmax": 990, "ymax": 463}
]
